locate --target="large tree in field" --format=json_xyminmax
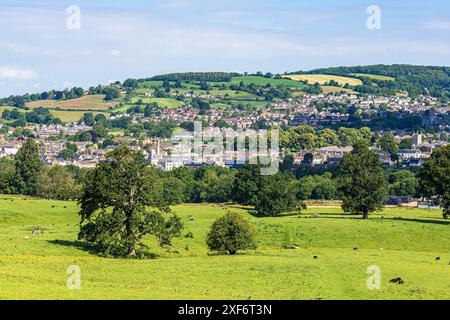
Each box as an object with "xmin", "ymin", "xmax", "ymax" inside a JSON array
[
  {"xmin": 14, "ymin": 139, "xmax": 43, "ymax": 196},
  {"xmin": 78, "ymin": 146, "xmax": 183, "ymax": 257},
  {"xmin": 338, "ymin": 142, "xmax": 388, "ymax": 219},
  {"xmin": 417, "ymin": 145, "xmax": 450, "ymax": 219}
]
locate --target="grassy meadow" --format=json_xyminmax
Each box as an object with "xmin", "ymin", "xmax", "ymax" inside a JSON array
[
  {"xmin": 49, "ymin": 110, "xmax": 108, "ymax": 122},
  {"xmin": 129, "ymin": 97, "xmax": 184, "ymax": 108},
  {"xmin": 1, "ymin": 195, "xmax": 450, "ymax": 300},
  {"xmin": 223, "ymin": 76, "xmax": 308, "ymax": 88},
  {"xmin": 0, "ymin": 106, "xmax": 15, "ymax": 114},
  {"xmin": 350, "ymin": 73, "xmax": 396, "ymax": 81}
]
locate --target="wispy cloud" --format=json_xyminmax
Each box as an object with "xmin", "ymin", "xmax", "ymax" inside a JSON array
[
  {"xmin": 0, "ymin": 66, "xmax": 37, "ymax": 80},
  {"xmin": 79, "ymin": 49, "xmax": 94, "ymax": 56},
  {"xmin": 109, "ymin": 49, "xmax": 122, "ymax": 56},
  {"xmin": 426, "ymin": 18, "xmax": 450, "ymax": 31}
]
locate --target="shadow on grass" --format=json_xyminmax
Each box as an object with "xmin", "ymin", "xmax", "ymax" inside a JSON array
[
  {"xmin": 302, "ymin": 214, "xmax": 450, "ymax": 225},
  {"xmin": 47, "ymin": 239, "xmax": 102, "ymax": 255},
  {"xmin": 388, "ymin": 217, "xmax": 450, "ymax": 226},
  {"xmin": 48, "ymin": 239, "xmax": 159, "ymax": 259}
]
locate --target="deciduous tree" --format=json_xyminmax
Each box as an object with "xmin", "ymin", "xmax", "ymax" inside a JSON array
[
  {"xmin": 78, "ymin": 146, "xmax": 183, "ymax": 257},
  {"xmin": 417, "ymin": 145, "xmax": 450, "ymax": 219},
  {"xmin": 14, "ymin": 139, "xmax": 43, "ymax": 196},
  {"xmin": 206, "ymin": 211, "xmax": 256, "ymax": 255},
  {"xmin": 338, "ymin": 142, "xmax": 388, "ymax": 219}
]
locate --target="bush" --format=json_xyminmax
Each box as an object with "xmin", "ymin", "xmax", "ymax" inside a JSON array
[{"xmin": 206, "ymin": 212, "xmax": 256, "ymax": 255}]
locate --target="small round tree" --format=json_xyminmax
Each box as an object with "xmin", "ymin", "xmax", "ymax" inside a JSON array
[{"xmin": 206, "ymin": 212, "xmax": 256, "ymax": 255}]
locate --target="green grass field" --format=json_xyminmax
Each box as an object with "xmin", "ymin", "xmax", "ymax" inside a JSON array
[
  {"xmin": 130, "ymin": 97, "xmax": 184, "ymax": 108},
  {"xmin": 50, "ymin": 110, "xmax": 108, "ymax": 122},
  {"xmin": 350, "ymin": 73, "xmax": 396, "ymax": 81},
  {"xmin": 285, "ymin": 74, "xmax": 363, "ymax": 86},
  {"xmin": 174, "ymin": 89, "xmax": 253, "ymax": 98},
  {"xmin": 1, "ymin": 195, "xmax": 449, "ymax": 300},
  {"xmin": 321, "ymin": 86, "xmax": 358, "ymax": 94},
  {"xmin": 216, "ymin": 76, "xmax": 308, "ymax": 88},
  {"xmin": 0, "ymin": 106, "xmax": 14, "ymax": 113},
  {"xmin": 137, "ymin": 80, "xmax": 165, "ymax": 88}
]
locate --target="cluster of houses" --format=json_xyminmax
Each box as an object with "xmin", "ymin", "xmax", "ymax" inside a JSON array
[
  {"xmin": 1, "ymin": 89, "xmax": 449, "ymax": 171},
  {"xmin": 122, "ymin": 91, "xmax": 450, "ymax": 131},
  {"xmin": 288, "ymin": 133, "xmax": 448, "ymax": 168}
]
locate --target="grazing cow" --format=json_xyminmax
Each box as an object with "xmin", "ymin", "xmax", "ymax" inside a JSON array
[{"xmin": 390, "ymin": 277, "xmax": 404, "ymax": 284}]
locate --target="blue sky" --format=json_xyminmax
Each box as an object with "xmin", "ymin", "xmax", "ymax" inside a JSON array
[{"xmin": 1, "ymin": 0, "xmax": 450, "ymax": 96}]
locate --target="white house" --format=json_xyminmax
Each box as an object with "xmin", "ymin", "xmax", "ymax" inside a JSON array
[
  {"xmin": 159, "ymin": 159, "xmax": 184, "ymax": 171},
  {"xmin": 0, "ymin": 145, "xmax": 19, "ymax": 158},
  {"xmin": 398, "ymin": 149, "xmax": 429, "ymax": 160}
]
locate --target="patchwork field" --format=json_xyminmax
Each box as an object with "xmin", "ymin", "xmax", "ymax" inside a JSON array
[
  {"xmin": 26, "ymin": 95, "xmax": 117, "ymax": 111},
  {"xmin": 1, "ymin": 195, "xmax": 450, "ymax": 300},
  {"xmin": 284, "ymin": 74, "xmax": 363, "ymax": 86}
]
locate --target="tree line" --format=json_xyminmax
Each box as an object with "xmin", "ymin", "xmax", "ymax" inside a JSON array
[
  {"xmin": 147, "ymin": 72, "xmax": 239, "ymax": 83},
  {"xmin": 2, "ymin": 107, "xmax": 63, "ymax": 127}
]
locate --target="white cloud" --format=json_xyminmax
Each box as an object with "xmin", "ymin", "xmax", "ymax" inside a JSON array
[
  {"xmin": 0, "ymin": 66, "xmax": 37, "ymax": 80},
  {"xmin": 79, "ymin": 49, "xmax": 94, "ymax": 56},
  {"xmin": 42, "ymin": 49, "xmax": 57, "ymax": 55},
  {"xmin": 426, "ymin": 19, "xmax": 450, "ymax": 31},
  {"xmin": 63, "ymin": 81, "xmax": 74, "ymax": 89},
  {"xmin": 110, "ymin": 49, "xmax": 121, "ymax": 56}
]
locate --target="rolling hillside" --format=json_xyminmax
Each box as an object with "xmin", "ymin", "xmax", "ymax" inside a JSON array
[{"xmin": 26, "ymin": 95, "xmax": 117, "ymax": 111}]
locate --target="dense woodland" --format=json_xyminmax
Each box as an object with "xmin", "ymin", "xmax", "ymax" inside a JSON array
[{"xmin": 291, "ymin": 64, "xmax": 450, "ymax": 99}]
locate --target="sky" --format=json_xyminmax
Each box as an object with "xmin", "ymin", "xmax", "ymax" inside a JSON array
[{"xmin": 1, "ymin": 0, "xmax": 450, "ymax": 96}]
